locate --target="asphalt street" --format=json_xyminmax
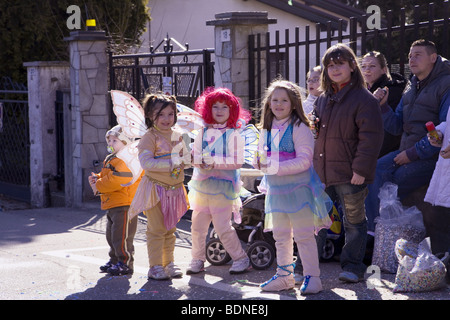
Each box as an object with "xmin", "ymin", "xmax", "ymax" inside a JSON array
[{"xmin": 0, "ymin": 199, "xmax": 448, "ymax": 310}]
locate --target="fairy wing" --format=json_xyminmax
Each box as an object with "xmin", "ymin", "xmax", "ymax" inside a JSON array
[
  {"xmin": 240, "ymin": 124, "xmax": 260, "ymax": 165},
  {"xmin": 116, "ymin": 140, "xmax": 143, "ymax": 187},
  {"xmin": 111, "ymin": 90, "xmax": 147, "ymax": 138},
  {"xmin": 110, "ymin": 90, "xmax": 146, "ymax": 185},
  {"xmin": 174, "ymin": 103, "xmax": 205, "ymax": 138}
]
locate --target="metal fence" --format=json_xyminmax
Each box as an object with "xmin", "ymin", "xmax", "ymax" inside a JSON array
[
  {"xmin": 0, "ymin": 76, "xmax": 30, "ymax": 201},
  {"xmin": 248, "ymin": 1, "xmax": 449, "ymax": 109},
  {"xmin": 109, "ymin": 45, "xmax": 214, "ymax": 113}
]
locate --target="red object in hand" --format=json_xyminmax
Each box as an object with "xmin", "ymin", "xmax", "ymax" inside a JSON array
[{"xmin": 426, "ymin": 121, "xmax": 442, "ymax": 143}]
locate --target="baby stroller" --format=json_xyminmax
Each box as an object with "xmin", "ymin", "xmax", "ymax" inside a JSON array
[
  {"xmin": 205, "ymin": 191, "xmax": 277, "ymax": 270},
  {"xmin": 319, "ymin": 201, "xmax": 345, "ymax": 261}
]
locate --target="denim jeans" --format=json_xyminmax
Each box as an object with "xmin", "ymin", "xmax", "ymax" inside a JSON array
[
  {"xmin": 365, "ymin": 150, "xmax": 437, "ymax": 232},
  {"xmin": 326, "ymin": 183, "xmax": 368, "ymax": 277}
]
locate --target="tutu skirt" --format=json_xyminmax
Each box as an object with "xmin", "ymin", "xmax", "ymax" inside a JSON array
[
  {"xmin": 128, "ymin": 175, "xmax": 188, "ymax": 230},
  {"xmin": 258, "ymin": 167, "xmax": 332, "ymax": 233},
  {"xmin": 188, "ymin": 177, "xmax": 242, "ymax": 223}
]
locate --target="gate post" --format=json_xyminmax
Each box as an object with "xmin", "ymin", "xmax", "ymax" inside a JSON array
[
  {"xmin": 64, "ymin": 30, "xmax": 109, "ymax": 206},
  {"xmin": 206, "ymin": 12, "xmax": 276, "ymax": 109},
  {"xmin": 24, "ymin": 61, "xmax": 70, "ymax": 208}
]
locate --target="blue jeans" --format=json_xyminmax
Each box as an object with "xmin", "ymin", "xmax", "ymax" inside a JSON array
[
  {"xmin": 326, "ymin": 183, "xmax": 368, "ymax": 277},
  {"xmin": 365, "ymin": 150, "xmax": 437, "ymax": 232}
]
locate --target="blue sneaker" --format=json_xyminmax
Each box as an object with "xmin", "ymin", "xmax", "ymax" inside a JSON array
[
  {"xmin": 99, "ymin": 260, "xmax": 114, "ymax": 273},
  {"xmin": 300, "ymin": 275, "xmax": 323, "ymax": 295},
  {"xmin": 108, "ymin": 261, "xmax": 133, "ymax": 276},
  {"xmin": 338, "ymin": 271, "xmax": 363, "ymax": 283}
]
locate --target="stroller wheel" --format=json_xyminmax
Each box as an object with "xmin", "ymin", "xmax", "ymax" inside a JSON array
[
  {"xmin": 205, "ymin": 238, "xmax": 232, "ymax": 266},
  {"xmin": 321, "ymin": 239, "xmax": 335, "ymax": 261},
  {"xmin": 247, "ymin": 240, "xmax": 275, "ymax": 270}
]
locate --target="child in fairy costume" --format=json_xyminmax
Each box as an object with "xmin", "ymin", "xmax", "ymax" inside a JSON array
[
  {"xmin": 186, "ymin": 87, "xmax": 252, "ymax": 275},
  {"xmin": 253, "ymin": 79, "xmax": 332, "ymax": 294},
  {"xmin": 127, "ymin": 93, "xmax": 190, "ymax": 280}
]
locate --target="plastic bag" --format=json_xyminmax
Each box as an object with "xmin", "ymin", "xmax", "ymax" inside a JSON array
[
  {"xmin": 372, "ymin": 182, "xmax": 426, "ymax": 273},
  {"xmin": 377, "ymin": 182, "xmax": 404, "ymax": 222},
  {"xmin": 393, "ymin": 237, "xmax": 448, "ymax": 293}
]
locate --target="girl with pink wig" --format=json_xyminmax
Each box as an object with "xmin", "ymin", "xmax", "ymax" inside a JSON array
[{"xmin": 186, "ymin": 87, "xmax": 251, "ymax": 275}]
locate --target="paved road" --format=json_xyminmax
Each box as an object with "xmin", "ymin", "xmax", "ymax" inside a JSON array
[{"xmin": 0, "ymin": 202, "xmax": 448, "ymax": 308}]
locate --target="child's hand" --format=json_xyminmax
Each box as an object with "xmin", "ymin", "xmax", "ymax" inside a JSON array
[
  {"xmin": 200, "ymin": 162, "xmax": 214, "ymax": 170},
  {"xmin": 88, "ymin": 172, "xmax": 98, "ymax": 185},
  {"xmin": 440, "ymin": 143, "xmax": 450, "ymax": 159},
  {"xmin": 91, "ymin": 184, "xmax": 99, "ymax": 195},
  {"xmin": 259, "ymin": 158, "xmax": 279, "ymax": 175},
  {"xmin": 427, "ymin": 130, "xmax": 443, "ymax": 147},
  {"xmin": 351, "ymin": 172, "xmax": 365, "ymax": 185},
  {"xmin": 200, "ymin": 153, "xmax": 214, "ymax": 170}
]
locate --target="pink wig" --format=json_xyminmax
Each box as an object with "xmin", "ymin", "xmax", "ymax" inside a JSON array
[{"xmin": 194, "ymin": 87, "xmax": 251, "ymax": 128}]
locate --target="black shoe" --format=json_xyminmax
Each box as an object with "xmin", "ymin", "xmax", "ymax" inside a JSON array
[
  {"xmin": 99, "ymin": 260, "xmax": 114, "ymax": 273},
  {"xmin": 107, "ymin": 261, "xmax": 133, "ymax": 276}
]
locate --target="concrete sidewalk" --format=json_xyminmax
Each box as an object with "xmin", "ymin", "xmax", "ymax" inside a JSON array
[{"xmin": 0, "ymin": 196, "xmax": 449, "ymax": 302}]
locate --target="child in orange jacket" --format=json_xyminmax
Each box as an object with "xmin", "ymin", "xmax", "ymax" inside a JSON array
[{"xmin": 89, "ymin": 125, "xmax": 142, "ymax": 276}]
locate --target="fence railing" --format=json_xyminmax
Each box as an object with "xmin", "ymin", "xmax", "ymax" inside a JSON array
[
  {"xmin": 248, "ymin": 1, "xmax": 449, "ymax": 109},
  {"xmin": 0, "ymin": 76, "xmax": 30, "ymax": 201},
  {"xmin": 109, "ymin": 48, "xmax": 215, "ymax": 108}
]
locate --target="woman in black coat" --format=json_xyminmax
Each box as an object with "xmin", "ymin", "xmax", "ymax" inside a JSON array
[{"xmin": 361, "ymin": 51, "xmax": 407, "ymax": 158}]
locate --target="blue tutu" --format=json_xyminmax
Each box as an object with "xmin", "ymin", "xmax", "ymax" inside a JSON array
[{"xmin": 260, "ymin": 167, "xmax": 332, "ymax": 217}]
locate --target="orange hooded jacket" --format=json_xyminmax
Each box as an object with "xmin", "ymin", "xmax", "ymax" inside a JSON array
[{"xmin": 94, "ymin": 154, "xmax": 141, "ymax": 210}]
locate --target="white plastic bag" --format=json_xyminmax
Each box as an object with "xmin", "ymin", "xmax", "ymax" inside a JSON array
[
  {"xmin": 393, "ymin": 237, "xmax": 448, "ymax": 293},
  {"xmin": 372, "ymin": 183, "xmax": 426, "ymax": 273}
]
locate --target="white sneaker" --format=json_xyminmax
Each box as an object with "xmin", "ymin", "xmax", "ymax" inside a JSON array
[
  {"xmin": 186, "ymin": 259, "xmax": 204, "ymax": 274},
  {"xmin": 260, "ymin": 273, "xmax": 295, "ymax": 292},
  {"xmin": 165, "ymin": 262, "xmax": 183, "ymax": 278},
  {"xmin": 300, "ymin": 275, "xmax": 323, "ymax": 295},
  {"xmin": 260, "ymin": 263, "xmax": 295, "ymax": 292},
  {"xmin": 148, "ymin": 265, "xmax": 170, "ymax": 280},
  {"xmin": 229, "ymin": 256, "xmax": 250, "ymax": 274}
]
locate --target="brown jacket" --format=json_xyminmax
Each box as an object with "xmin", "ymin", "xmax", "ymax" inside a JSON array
[{"xmin": 313, "ymin": 82, "xmax": 383, "ymax": 187}]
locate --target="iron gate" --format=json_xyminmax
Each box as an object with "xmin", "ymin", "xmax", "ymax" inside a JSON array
[
  {"xmin": 109, "ymin": 40, "xmax": 214, "ymax": 117},
  {"xmin": 0, "ymin": 77, "xmax": 30, "ymax": 201}
]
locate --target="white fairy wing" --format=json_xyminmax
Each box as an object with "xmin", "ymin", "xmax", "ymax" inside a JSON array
[
  {"xmin": 176, "ymin": 103, "xmax": 196, "ymax": 114},
  {"xmin": 240, "ymin": 124, "xmax": 260, "ymax": 165},
  {"xmin": 111, "ymin": 90, "xmax": 147, "ymax": 138},
  {"xmin": 174, "ymin": 103, "xmax": 205, "ymax": 138},
  {"xmin": 116, "ymin": 140, "xmax": 143, "ymax": 187}
]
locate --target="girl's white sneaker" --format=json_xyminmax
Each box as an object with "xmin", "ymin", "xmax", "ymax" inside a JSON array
[
  {"xmin": 148, "ymin": 265, "xmax": 170, "ymax": 280},
  {"xmin": 186, "ymin": 259, "xmax": 205, "ymax": 274},
  {"xmin": 300, "ymin": 275, "xmax": 323, "ymax": 295},
  {"xmin": 165, "ymin": 262, "xmax": 183, "ymax": 278}
]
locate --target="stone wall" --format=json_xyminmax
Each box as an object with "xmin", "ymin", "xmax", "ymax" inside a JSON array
[
  {"xmin": 65, "ymin": 30, "xmax": 110, "ymax": 205},
  {"xmin": 24, "ymin": 61, "xmax": 70, "ymax": 207}
]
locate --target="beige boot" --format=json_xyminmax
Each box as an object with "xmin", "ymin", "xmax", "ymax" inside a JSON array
[
  {"xmin": 300, "ymin": 275, "xmax": 323, "ymax": 295},
  {"xmin": 260, "ymin": 263, "xmax": 295, "ymax": 292}
]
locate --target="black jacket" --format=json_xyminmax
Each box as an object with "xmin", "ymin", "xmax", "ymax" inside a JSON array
[{"xmin": 368, "ymin": 73, "xmax": 406, "ymax": 157}]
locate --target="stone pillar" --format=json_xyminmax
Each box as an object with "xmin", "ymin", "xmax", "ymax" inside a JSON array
[
  {"xmin": 206, "ymin": 12, "xmax": 276, "ymax": 109},
  {"xmin": 24, "ymin": 61, "xmax": 70, "ymax": 208},
  {"xmin": 64, "ymin": 30, "xmax": 110, "ymax": 206}
]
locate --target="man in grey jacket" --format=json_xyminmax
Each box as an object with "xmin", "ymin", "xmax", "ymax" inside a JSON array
[{"xmin": 366, "ymin": 39, "xmax": 450, "ymax": 233}]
